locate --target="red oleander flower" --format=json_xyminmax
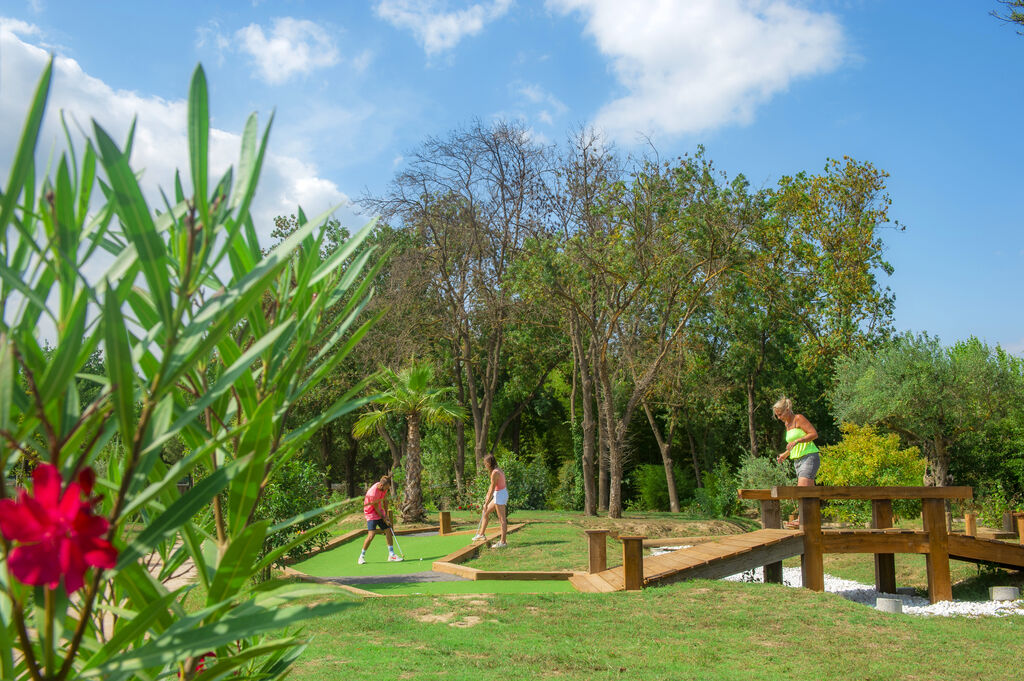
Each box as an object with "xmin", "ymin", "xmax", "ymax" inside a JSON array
[{"xmin": 0, "ymin": 463, "xmax": 117, "ymax": 592}]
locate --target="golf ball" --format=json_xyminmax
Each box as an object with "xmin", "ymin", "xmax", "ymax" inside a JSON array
[{"xmin": 419, "ymin": 558, "xmax": 423, "ymax": 561}]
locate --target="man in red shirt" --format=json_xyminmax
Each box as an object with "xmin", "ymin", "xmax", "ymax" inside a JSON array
[{"xmin": 359, "ymin": 474, "xmax": 403, "ymax": 564}]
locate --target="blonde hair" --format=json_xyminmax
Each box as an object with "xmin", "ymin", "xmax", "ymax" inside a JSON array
[{"xmin": 772, "ymin": 397, "xmax": 793, "ymax": 415}]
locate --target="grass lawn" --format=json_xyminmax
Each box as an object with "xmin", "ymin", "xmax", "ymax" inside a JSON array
[
  {"xmin": 279, "ymin": 510, "xmax": 1022, "ymax": 680},
  {"xmin": 288, "ymin": 581, "xmax": 1022, "ymax": 681}
]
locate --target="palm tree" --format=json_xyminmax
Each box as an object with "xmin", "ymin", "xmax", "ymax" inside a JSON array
[{"xmin": 353, "ymin": 364, "xmax": 466, "ymax": 522}]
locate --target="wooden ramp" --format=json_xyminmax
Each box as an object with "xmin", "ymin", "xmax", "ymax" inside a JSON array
[
  {"xmin": 570, "ymin": 529, "xmax": 803, "ymax": 593},
  {"xmin": 949, "ymin": 535, "xmax": 1024, "ymax": 571}
]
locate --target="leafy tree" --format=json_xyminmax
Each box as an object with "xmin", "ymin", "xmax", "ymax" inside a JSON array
[
  {"xmin": 354, "ymin": 364, "xmax": 466, "ymax": 521},
  {"xmin": 831, "ymin": 334, "xmax": 1023, "ymax": 487},
  {"xmin": 365, "ymin": 120, "xmax": 552, "ymax": 480}
]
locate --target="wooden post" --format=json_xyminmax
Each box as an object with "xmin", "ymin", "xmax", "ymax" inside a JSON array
[
  {"xmin": 964, "ymin": 512, "xmax": 977, "ymax": 537},
  {"xmin": 799, "ymin": 497, "xmax": 824, "ymax": 592},
  {"xmin": 585, "ymin": 529, "xmax": 609, "ymax": 574},
  {"xmin": 620, "ymin": 535, "xmax": 645, "ymax": 591},
  {"xmin": 871, "ymin": 499, "xmax": 897, "ymax": 594},
  {"xmin": 439, "ymin": 511, "xmax": 452, "ymax": 536},
  {"xmin": 1002, "ymin": 511, "xmax": 1015, "ymax": 534},
  {"xmin": 1015, "ymin": 514, "xmax": 1024, "ymax": 544},
  {"xmin": 760, "ymin": 499, "xmax": 783, "ymax": 584},
  {"xmin": 922, "ymin": 498, "xmax": 952, "ymax": 603}
]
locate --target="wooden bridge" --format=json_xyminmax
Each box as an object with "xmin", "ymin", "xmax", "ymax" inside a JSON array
[{"xmin": 570, "ymin": 486, "xmax": 1024, "ymax": 603}]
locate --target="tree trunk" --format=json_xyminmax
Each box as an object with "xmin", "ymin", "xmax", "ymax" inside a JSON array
[
  {"xmin": 345, "ymin": 435, "xmax": 358, "ymax": 498},
  {"xmin": 687, "ymin": 427, "xmax": 703, "ymax": 488},
  {"xmin": 643, "ymin": 400, "xmax": 680, "ymax": 512},
  {"xmin": 401, "ymin": 413, "xmax": 427, "ymax": 522},
  {"xmin": 455, "ymin": 419, "xmax": 466, "ymax": 494},
  {"xmin": 377, "ymin": 422, "xmax": 401, "ymax": 471},
  {"xmin": 746, "ymin": 375, "xmax": 759, "ymax": 458},
  {"xmin": 925, "ymin": 436, "xmax": 952, "ymax": 487},
  {"xmin": 598, "ymin": 414, "xmax": 610, "ymax": 513},
  {"xmin": 571, "ymin": 316, "xmax": 598, "ymax": 515}
]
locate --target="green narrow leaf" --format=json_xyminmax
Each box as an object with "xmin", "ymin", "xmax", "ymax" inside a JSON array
[
  {"xmin": 82, "ymin": 603, "xmax": 350, "ymax": 678},
  {"xmin": 0, "ymin": 337, "xmax": 13, "ymax": 437},
  {"xmin": 92, "ymin": 121, "xmax": 173, "ymax": 327},
  {"xmin": 115, "ymin": 459, "xmax": 238, "ymax": 570},
  {"xmin": 102, "ymin": 285, "xmax": 136, "ymax": 453},
  {"xmin": 188, "ymin": 64, "xmax": 210, "ymax": 223},
  {"xmin": 0, "ymin": 58, "xmax": 51, "ymax": 234},
  {"xmin": 79, "ymin": 590, "xmax": 181, "ymax": 671},
  {"xmin": 206, "ymin": 521, "xmax": 268, "ymax": 606}
]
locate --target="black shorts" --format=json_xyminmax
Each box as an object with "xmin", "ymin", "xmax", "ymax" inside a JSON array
[{"xmin": 367, "ymin": 518, "xmax": 391, "ymax": 531}]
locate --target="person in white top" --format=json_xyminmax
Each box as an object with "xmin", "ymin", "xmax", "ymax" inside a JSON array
[{"xmin": 472, "ymin": 455, "xmax": 508, "ymax": 547}]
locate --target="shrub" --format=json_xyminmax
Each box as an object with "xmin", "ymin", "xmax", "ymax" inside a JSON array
[
  {"xmin": 555, "ymin": 457, "xmax": 585, "ymax": 511},
  {"xmin": 0, "ymin": 63, "xmax": 378, "ymax": 680},
  {"xmin": 734, "ymin": 452, "xmax": 798, "ymax": 518},
  {"xmin": 690, "ymin": 459, "xmax": 739, "ymax": 518},
  {"xmin": 469, "ymin": 448, "xmax": 550, "ymax": 514},
  {"xmin": 256, "ymin": 458, "xmax": 333, "ymax": 569},
  {"xmin": 626, "ymin": 463, "xmax": 687, "ymax": 512},
  {"xmin": 818, "ymin": 423, "xmax": 926, "ymax": 523}
]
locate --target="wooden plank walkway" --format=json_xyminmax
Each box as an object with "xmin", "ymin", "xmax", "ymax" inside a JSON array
[
  {"xmin": 570, "ymin": 529, "xmax": 803, "ymax": 593},
  {"xmin": 948, "ymin": 534, "xmax": 1024, "ymax": 570}
]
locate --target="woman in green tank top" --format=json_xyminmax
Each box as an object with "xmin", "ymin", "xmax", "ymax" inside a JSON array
[{"xmin": 772, "ymin": 397, "xmax": 819, "ymax": 487}]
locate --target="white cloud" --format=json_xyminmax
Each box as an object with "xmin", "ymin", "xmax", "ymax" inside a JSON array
[
  {"xmin": 0, "ymin": 20, "xmax": 349, "ymax": 245},
  {"xmin": 547, "ymin": 0, "xmax": 844, "ymax": 140},
  {"xmin": 235, "ymin": 17, "xmax": 340, "ymax": 85},
  {"xmin": 512, "ymin": 81, "xmax": 567, "ymax": 126},
  {"xmin": 375, "ymin": 0, "xmax": 513, "ymax": 56}
]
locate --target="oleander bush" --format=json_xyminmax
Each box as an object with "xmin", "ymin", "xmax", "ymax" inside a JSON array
[{"xmin": 0, "ymin": 61, "xmax": 380, "ymax": 680}]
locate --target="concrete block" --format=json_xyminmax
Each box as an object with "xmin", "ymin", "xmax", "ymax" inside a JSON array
[
  {"xmin": 876, "ymin": 597, "xmax": 903, "ymax": 613},
  {"xmin": 989, "ymin": 586, "xmax": 1020, "ymax": 601}
]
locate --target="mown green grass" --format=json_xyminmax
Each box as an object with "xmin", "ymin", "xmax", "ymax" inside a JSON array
[
  {"xmin": 265, "ymin": 510, "xmax": 1024, "ymax": 679},
  {"xmin": 288, "ymin": 580, "xmax": 1023, "ymax": 681}
]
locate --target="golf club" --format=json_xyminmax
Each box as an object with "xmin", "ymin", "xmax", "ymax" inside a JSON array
[{"xmin": 388, "ymin": 520, "xmax": 405, "ymax": 559}]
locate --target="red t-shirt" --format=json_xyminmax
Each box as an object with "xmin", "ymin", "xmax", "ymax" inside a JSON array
[{"xmin": 363, "ymin": 482, "xmax": 387, "ymax": 520}]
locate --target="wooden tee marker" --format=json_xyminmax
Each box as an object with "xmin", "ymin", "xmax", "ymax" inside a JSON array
[
  {"xmin": 585, "ymin": 529, "xmax": 609, "ymax": 573},
  {"xmin": 619, "ymin": 535, "xmax": 645, "ymax": 591},
  {"xmin": 439, "ymin": 510, "xmax": 452, "ymax": 535}
]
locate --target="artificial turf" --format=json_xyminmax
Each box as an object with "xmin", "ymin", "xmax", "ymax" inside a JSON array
[
  {"xmin": 292, "ymin": 532, "xmax": 484, "ymax": 577},
  {"xmin": 290, "ymin": 531, "xmax": 575, "ymax": 594}
]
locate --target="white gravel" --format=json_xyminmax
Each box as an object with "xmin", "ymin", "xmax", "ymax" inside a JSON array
[{"xmin": 650, "ymin": 546, "xmax": 1024, "ymax": 617}]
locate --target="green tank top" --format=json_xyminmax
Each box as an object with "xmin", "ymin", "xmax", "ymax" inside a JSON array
[{"xmin": 785, "ymin": 428, "xmax": 819, "ymax": 459}]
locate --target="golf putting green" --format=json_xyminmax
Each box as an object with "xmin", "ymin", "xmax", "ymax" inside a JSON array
[
  {"xmin": 292, "ymin": 532, "xmax": 479, "ymax": 577},
  {"xmin": 363, "ymin": 580, "xmax": 575, "ymax": 595}
]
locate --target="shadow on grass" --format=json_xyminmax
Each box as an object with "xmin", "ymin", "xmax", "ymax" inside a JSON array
[{"xmin": 951, "ymin": 564, "xmax": 1024, "ymax": 600}]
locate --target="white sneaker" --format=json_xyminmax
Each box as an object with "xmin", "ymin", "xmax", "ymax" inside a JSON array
[
  {"xmin": 357, "ymin": 555, "xmax": 366, "ymax": 564},
  {"xmin": 387, "ymin": 554, "xmax": 403, "ymax": 562},
  {"xmin": 471, "ymin": 534, "xmax": 486, "ymax": 541},
  {"xmin": 492, "ymin": 541, "xmax": 507, "ymax": 548}
]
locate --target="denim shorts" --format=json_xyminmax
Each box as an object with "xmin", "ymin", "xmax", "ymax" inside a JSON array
[
  {"xmin": 793, "ymin": 452, "xmax": 820, "ymax": 480},
  {"xmin": 366, "ymin": 518, "xmax": 391, "ymax": 531}
]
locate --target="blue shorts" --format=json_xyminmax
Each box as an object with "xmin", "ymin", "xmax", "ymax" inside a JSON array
[{"xmin": 367, "ymin": 518, "xmax": 391, "ymax": 531}]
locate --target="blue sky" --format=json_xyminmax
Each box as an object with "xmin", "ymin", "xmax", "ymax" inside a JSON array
[{"xmin": 1, "ymin": 1, "xmax": 1021, "ymax": 353}]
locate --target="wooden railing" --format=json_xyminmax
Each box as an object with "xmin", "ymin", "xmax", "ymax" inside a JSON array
[{"xmin": 738, "ymin": 486, "xmax": 973, "ymax": 603}]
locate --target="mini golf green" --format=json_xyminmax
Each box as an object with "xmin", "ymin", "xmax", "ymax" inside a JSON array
[
  {"xmin": 290, "ymin": 532, "xmax": 576, "ymax": 595},
  {"xmin": 292, "ymin": 532, "xmax": 481, "ymax": 578}
]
